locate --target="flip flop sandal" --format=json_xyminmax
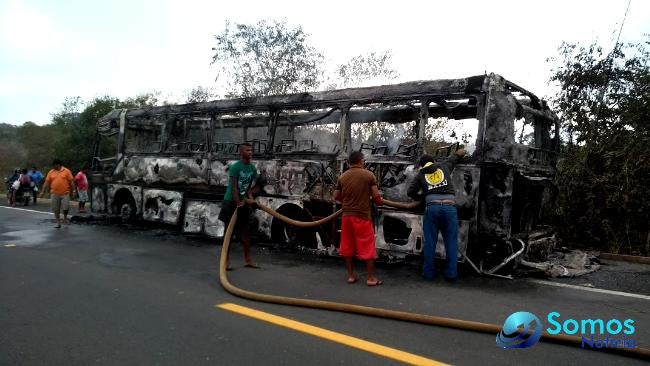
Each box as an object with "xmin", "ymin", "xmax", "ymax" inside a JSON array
[
  {"xmin": 366, "ymin": 280, "xmax": 383, "ymax": 287},
  {"xmin": 347, "ymin": 277, "xmax": 358, "ymax": 284},
  {"xmin": 244, "ymin": 263, "xmax": 260, "ymax": 269}
]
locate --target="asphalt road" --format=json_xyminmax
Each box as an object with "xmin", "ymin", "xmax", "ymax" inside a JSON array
[{"xmin": 1, "ymin": 203, "xmax": 648, "ymax": 365}]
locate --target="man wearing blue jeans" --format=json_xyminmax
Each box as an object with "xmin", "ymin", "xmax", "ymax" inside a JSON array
[{"xmin": 408, "ymin": 149, "xmax": 466, "ymax": 281}]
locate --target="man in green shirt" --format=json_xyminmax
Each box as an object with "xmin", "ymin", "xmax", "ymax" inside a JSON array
[{"xmin": 218, "ymin": 143, "xmax": 259, "ymax": 269}]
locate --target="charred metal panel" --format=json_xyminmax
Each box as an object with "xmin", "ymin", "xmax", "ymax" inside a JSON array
[
  {"xmin": 377, "ymin": 164, "xmax": 418, "ymax": 202},
  {"xmin": 257, "ymin": 160, "xmax": 309, "ymax": 198},
  {"xmin": 91, "ymin": 186, "xmax": 106, "ymax": 213},
  {"xmin": 204, "ymin": 203, "xmax": 225, "ymax": 238},
  {"xmin": 208, "ymin": 158, "xmax": 339, "ymax": 201},
  {"xmin": 254, "ymin": 196, "xmax": 303, "ymax": 241},
  {"xmin": 511, "ymin": 145, "xmax": 530, "ymax": 166},
  {"xmin": 142, "ymin": 189, "xmax": 183, "ymax": 224},
  {"xmin": 213, "ymin": 104, "xmax": 477, "ymax": 128},
  {"xmin": 107, "ymin": 184, "xmax": 142, "ymax": 215},
  {"xmin": 301, "ymin": 160, "xmax": 338, "ymax": 200},
  {"xmin": 120, "ymin": 78, "xmax": 474, "ymax": 119},
  {"xmin": 375, "ymin": 211, "xmax": 469, "ymax": 261},
  {"xmin": 478, "ymin": 166, "xmax": 514, "ymax": 240},
  {"xmin": 376, "ymin": 211, "xmax": 421, "ymax": 257},
  {"xmin": 115, "ymin": 157, "xmax": 209, "ymax": 185},
  {"xmin": 481, "ymin": 74, "xmax": 516, "ymax": 162},
  {"xmin": 208, "ymin": 160, "xmax": 230, "ymax": 187},
  {"xmin": 183, "ymin": 200, "xmax": 224, "ymax": 238},
  {"xmin": 451, "ymin": 165, "xmax": 481, "ymax": 224}
]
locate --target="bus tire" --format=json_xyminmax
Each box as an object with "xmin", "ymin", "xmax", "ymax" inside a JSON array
[
  {"xmin": 271, "ymin": 204, "xmax": 317, "ymax": 249},
  {"xmin": 113, "ymin": 190, "xmax": 137, "ymax": 223}
]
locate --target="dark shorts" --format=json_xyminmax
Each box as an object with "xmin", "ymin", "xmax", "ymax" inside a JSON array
[{"xmin": 218, "ymin": 200, "xmax": 251, "ymax": 230}]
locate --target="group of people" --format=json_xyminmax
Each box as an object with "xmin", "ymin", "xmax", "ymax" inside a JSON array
[
  {"xmin": 5, "ymin": 167, "xmax": 44, "ymax": 206},
  {"xmin": 6, "ymin": 161, "xmax": 90, "ymax": 228},
  {"xmin": 220, "ymin": 143, "xmax": 466, "ymax": 285}
]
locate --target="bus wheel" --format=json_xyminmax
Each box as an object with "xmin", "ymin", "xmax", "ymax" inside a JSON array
[
  {"xmin": 113, "ymin": 192, "xmax": 137, "ymax": 223},
  {"xmin": 271, "ymin": 204, "xmax": 317, "ymax": 249}
]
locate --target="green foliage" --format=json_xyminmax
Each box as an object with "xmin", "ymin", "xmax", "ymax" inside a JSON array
[
  {"xmin": 549, "ymin": 37, "xmax": 649, "ymax": 255},
  {"xmin": 326, "ymin": 51, "xmax": 399, "ymax": 90},
  {"xmin": 121, "ymin": 92, "xmax": 161, "ymax": 109},
  {"xmin": 50, "ymin": 95, "xmax": 121, "ymax": 172},
  {"xmin": 0, "ymin": 123, "xmax": 24, "ymax": 181},
  {"xmin": 17, "ymin": 122, "xmax": 59, "ymax": 170},
  {"xmin": 0, "ymin": 92, "xmax": 162, "ymax": 181},
  {"xmin": 212, "ymin": 19, "xmax": 324, "ymax": 97},
  {"xmin": 212, "ymin": 20, "xmax": 399, "ymax": 98},
  {"xmin": 184, "ymin": 86, "xmax": 218, "ymax": 103}
]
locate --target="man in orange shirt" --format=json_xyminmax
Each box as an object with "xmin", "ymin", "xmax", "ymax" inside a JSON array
[{"xmin": 40, "ymin": 159, "xmax": 75, "ymax": 228}]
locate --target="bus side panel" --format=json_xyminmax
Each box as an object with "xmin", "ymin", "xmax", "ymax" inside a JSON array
[
  {"xmin": 142, "ymin": 189, "xmax": 183, "ymax": 225},
  {"xmin": 256, "ymin": 160, "xmax": 312, "ymax": 198},
  {"xmin": 118, "ymin": 157, "xmax": 209, "ymax": 185},
  {"xmin": 183, "ymin": 200, "xmax": 225, "ymax": 238},
  {"xmin": 91, "ymin": 185, "xmax": 106, "ymax": 213},
  {"xmin": 107, "ymin": 184, "xmax": 143, "ymax": 216},
  {"xmin": 375, "ymin": 212, "xmax": 470, "ymax": 261},
  {"xmin": 375, "ymin": 211, "xmax": 421, "ymax": 259},
  {"xmin": 208, "ymin": 160, "xmax": 230, "ymax": 187}
]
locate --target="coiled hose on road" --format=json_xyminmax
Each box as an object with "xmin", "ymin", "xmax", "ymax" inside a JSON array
[{"xmin": 219, "ymin": 200, "xmax": 650, "ymax": 361}]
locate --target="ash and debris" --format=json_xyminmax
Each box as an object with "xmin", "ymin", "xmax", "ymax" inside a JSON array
[{"xmin": 521, "ymin": 249, "xmax": 601, "ymax": 277}]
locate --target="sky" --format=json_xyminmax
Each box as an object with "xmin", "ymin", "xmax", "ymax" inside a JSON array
[{"xmin": 0, "ymin": 0, "xmax": 648, "ymax": 126}]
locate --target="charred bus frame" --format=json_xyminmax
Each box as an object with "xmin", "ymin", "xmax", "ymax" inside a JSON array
[{"xmin": 90, "ymin": 73, "xmax": 560, "ymax": 276}]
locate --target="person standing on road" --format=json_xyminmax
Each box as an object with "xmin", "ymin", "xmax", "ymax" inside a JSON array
[
  {"xmin": 29, "ymin": 166, "xmax": 44, "ymax": 204},
  {"xmin": 407, "ymin": 149, "xmax": 466, "ymax": 282},
  {"xmin": 75, "ymin": 167, "xmax": 89, "ymax": 213},
  {"xmin": 333, "ymin": 151, "xmax": 385, "ymax": 287},
  {"xmin": 218, "ymin": 143, "xmax": 259, "ymax": 270},
  {"xmin": 40, "ymin": 159, "xmax": 75, "ymax": 228}
]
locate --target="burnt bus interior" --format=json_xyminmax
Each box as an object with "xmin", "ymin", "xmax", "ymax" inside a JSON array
[{"xmin": 91, "ymin": 73, "xmax": 560, "ymax": 276}]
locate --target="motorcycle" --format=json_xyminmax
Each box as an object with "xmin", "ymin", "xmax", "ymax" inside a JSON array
[
  {"xmin": 16, "ymin": 186, "xmax": 31, "ymax": 206},
  {"xmin": 6, "ymin": 182, "xmax": 31, "ymax": 207}
]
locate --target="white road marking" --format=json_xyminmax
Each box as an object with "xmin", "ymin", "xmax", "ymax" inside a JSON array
[
  {"xmin": 0, "ymin": 205, "xmax": 53, "ymax": 215},
  {"xmin": 531, "ymin": 279, "xmax": 650, "ymax": 301}
]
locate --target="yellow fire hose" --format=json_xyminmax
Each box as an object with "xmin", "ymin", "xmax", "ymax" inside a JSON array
[{"xmin": 219, "ymin": 200, "xmax": 650, "ymax": 361}]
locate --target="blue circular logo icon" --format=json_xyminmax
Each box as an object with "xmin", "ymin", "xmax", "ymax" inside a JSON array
[{"xmin": 496, "ymin": 311, "xmax": 543, "ymax": 348}]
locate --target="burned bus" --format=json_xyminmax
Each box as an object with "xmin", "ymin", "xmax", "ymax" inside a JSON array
[{"xmin": 90, "ymin": 73, "xmax": 559, "ymax": 276}]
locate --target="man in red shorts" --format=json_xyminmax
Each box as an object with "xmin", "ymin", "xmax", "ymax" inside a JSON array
[{"xmin": 333, "ymin": 151, "xmax": 385, "ymax": 286}]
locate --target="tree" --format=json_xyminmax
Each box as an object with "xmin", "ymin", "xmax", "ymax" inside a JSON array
[
  {"xmin": 549, "ymin": 39, "xmax": 649, "ymax": 144},
  {"xmin": 16, "ymin": 122, "xmax": 58, "ymax": 170},
  {"xmin": 548, "ymin": 37, "xmax": 649, "ymax": 255},
  {"xmin": 184, "ymin": 86, "xmax": 218, "ymax": 103},
  {"xmin": 328, "ymin": 50, "xmax": 399, "ymax": 89},
  {"xmin": 50, "ymin": 93, "xmax": 162, "ymax": 173},
  {"xmin": 0, "ymin": 123, "xmax": 25, "ymax": 180},
  {"xmin": 51, "ymin": 96, "xmax": 119, "ymax": 172},
  {"xmin": 329, "ymin": 50, "xmax": 401, "ymax": 149},
  {"xmin": 211, "ymin": 19, "xmax": 324, "ymax": 97},
  {"xmin": 121, "ymin": 92, "xmax": 161, "ymax": 109}
]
